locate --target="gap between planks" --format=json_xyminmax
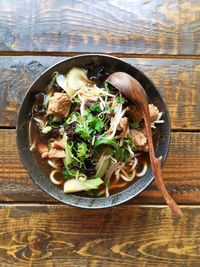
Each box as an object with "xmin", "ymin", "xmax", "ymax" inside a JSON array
[
  {"xmin": 2, "ymin": 126, "xmax": 200, "ymax": 133},
  {"xmin": 0, "ymin": 51, "xmax": 200, "ymax": 59},
  {"xmin": 0, "ymin": 203, "xmax": 200, "ymax": 208}
]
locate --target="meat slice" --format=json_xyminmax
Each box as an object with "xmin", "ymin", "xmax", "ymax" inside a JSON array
[
  {"xmin": 115, "ymin": 117, "xmax": 128, "ymax": 140},
  {"xmin": 41, "ymin": 148, "xmax": 66, "ymax": 159},
  {"xmin": 126, "ymin": 105, "xmax": 143, "ymax": 122},
  {"xmin": 127, "ymin": 104, "xmax": 159, "ymax": 123},
  {"xmin": 130, "ymin": 129, "xmax": 148, "ymax": 152},
  {"xmin": 47, "ymin": 92, "xmax": 71, "ymax": 118},
  {"xmin": 48, "ymin": 148, "xmax": 66, "ymax": 158},
  {"xmin": 149, "ymin": 104, "xmax": 159, "ymax": 122},
  {"xmin": 38, "ymin": 140, "xmax": 66, "ymax": 159},
  {"xmin": 119, "ymin": 117, "xmax": 128, "ymax": 134},
  {"xmin": 51, "ymin": 139, "xmax": 65, "ymax": 149},
  {"xmin": 37, "ymin": 143, "xmax": 49, "ymax": 159}
]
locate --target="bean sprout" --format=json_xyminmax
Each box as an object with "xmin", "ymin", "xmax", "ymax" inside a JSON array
[
  {"xmin": 131, "ymin": 157, "xmax": 138, "ymax": 171},
  {"xmin": 105, "ymin": 186, "xmax": 109, "ymax": 197},
  {"xmin": 29, "ymin": 139, "xmax": 36, "ymax": 151}
]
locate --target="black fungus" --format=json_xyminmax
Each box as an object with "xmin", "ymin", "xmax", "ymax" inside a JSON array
[
  {"xmin": 85, "ymin": 100, "xmax": 94, "ymax": 109},
  {"xmin": 34, "ymin": 93, "xmax": 46, "ymax": 117},
  {"xmin": 64, "ymin": 122, "xmax": 77, "ymax": 140},
  {"xmin": 35, "ymin": 93, "xmax": 45, "ymax": 105},
  {"xmin": 47, "ymin": 128, "xmax": 60, "ymax": 139},
  {"xmin": 37, "ymin": 108, "xmax": 46, "ymax": 116},
  {"xmin": 84, "ymin": 158, "xmax": 96, "ymax": 177},
  {"xmin": 84, "ymin": 167, "xmax": 96, "ymax": 177},
  {"xmin": 51, "ymin": 84, "xmax": 63, "ymax": 93},
  {"xmin": 87, "ymin": 65, "xmax": 109, "ymax": 87},
  {"xmin": 72, "ymin": 164, "xmax": 95, "ymax": 178},
  {"xmin": 70, "ymin": 103, "xmax": 80, "ymax": 112}
]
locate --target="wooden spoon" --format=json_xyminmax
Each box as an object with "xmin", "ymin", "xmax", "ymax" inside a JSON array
[{"xmin": 107, "ymin": 72, "xmax": 183, "ymax": 217}]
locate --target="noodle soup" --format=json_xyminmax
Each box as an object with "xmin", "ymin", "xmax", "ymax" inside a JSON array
[{"xmin": 29, "ymin": 65, "xmax": 164, "ymax": 197}]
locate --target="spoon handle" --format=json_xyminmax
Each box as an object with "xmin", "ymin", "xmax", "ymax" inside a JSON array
[{"xmin": 143, "ymin": 112, "xmax": 183, "ymax": 217}]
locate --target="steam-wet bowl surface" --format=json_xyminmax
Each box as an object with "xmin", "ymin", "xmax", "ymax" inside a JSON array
[{"xmin": 16, "ymin": 54, "xmax": 171, "ymax": 208}]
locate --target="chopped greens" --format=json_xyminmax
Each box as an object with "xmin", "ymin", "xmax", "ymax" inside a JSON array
[
  {"xmin": 130, "ymin": 121, "xmax": 142, "ymax": 131},
  {"xmin": 94, "ymin": 136, "xmax": 120, "ymax": 154},
  {"xmin": 90, "ymin": 103, "xmax": 102, "ymax": 113},
  {"xmin": 77, "ymin": 142, "xmax": 89, "ymax": 159},
  {"xmin": 73, "ymin": 96, "xmax": 81, "ymax": 103},
  {"xmin": 42, "ymin": 126, "xmax": 52, "ymax": 134},
  {"xmin": 115, "ymin": 96, "xmax": 125, "ymax": 104},
  {"xmin": 64, "ymin": 112, "xmax": 80, "ymax": 125},
  {"xmin": 74, "ymin": 110, "xmax": 105, "ymax": 140},
  {"xmin": 75, "ymin": 121, "xmax": 92, "ymax": 140},
  {"xmin": 89, "ymin": 117, "xmax": 104, "ymax": 132},
  {"xmin": 124, "ymin": 136, "xmax": 136, "ymax": 151},
  {"xmin": 87, "ymin": 189, "xmax": 100, "ymax": 197},
  {"xmin": 117, "ymin": 147, "xmax": 131, "ymax": 162},
  {"xmin": 64, "ymin": 142, "xmax": 73, "ymax": 167}
]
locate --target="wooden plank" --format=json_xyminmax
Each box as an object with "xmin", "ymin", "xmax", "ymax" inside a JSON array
[
  {"xmin": 0, "ymin": 204, "xmax": 199, "ymax": 266},
  {"xmin": 0, "ymin": 129, "xmax": 200, "ymax": 204},
  {"xmin": 0, "ymin": 56, "xmax": 200, "ymax": 130},
  {"xmin": 0, "ymin": 0, "xmax": 200, "ymax": 55}
]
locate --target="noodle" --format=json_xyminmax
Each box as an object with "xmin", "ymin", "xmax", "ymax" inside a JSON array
[
  {"xmin": 48, "ymin": 160, "xmax": 61, "ymax": 169},
  {"xmin": 120, "ymin": 169, "xmax": 136, "ymax": 182},
  {"xmin": 114, "ymin": 162, "xmax": 126, "ymax": 181},
  {"xmin": 136, "ymin": 161, "xmax": 148, "ymax": 177},
  {"xmin": 131, "ymin": 157, "xmax": 138, "ymax": 171},
  {"xmin": 110, "ymin": 182, "xmax": 127, "ymax": 190},
  {"xmin": 50, "ymin": 170, "xmax": 62, "ymax": 185}
]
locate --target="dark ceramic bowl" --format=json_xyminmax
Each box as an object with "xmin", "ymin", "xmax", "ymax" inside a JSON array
[{"xmin": 16, "ymin": 54, "xmax": 171, "ymax": 208}]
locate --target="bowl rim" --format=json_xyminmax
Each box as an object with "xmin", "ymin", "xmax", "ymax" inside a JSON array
[{"xmin": 16, "ymin": 53, "xmax": 171, "ymax": 208}]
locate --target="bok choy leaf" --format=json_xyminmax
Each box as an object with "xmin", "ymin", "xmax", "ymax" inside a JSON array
[{"xmin": 64, "ymin": 178, "xmax": 103, "ymax": 193}]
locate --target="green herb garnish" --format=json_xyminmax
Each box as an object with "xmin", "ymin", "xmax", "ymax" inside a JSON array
[
  {"xmin": 89, "ymin": 117, "xmax": 104, "ymax": 133},
  {"xmin": 90, "ymin": 103, "xmax": 102, "ymax": 113},
  {"xmin": 75, "ymin": 110, "xmax": 104, "ymax": 139},
  {"xmin": 87, "ymin": 189, "xmax": 100, "ymax": 197},
  {"xmin": 42, "ymin": 126, "xmax": 52, "ymax": 134},
  {"xmin": 129, "ymin": 121, "xmax": 142, "ymax": 131},
  {"xmin": 73, "ymin": 96, "xmax": 81, "ymax": 103},
  {"xmin": 77, "ymin": 142, "xmax": 89, "ymax": 159},
  {"xmin": 115, "ymin": 96, "xmax": 125, "ymax": 104}
]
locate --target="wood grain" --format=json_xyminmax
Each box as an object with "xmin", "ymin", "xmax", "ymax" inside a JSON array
[
  {"xmin": 0, "ymin": 0, "xmax": 200, "ymax": 55},
  {"xmin": 0, "ymin": 129, "xmax": 199, "ymax": 204},
  {"xmin": 1, "ymin": 56, "xmax": 200, "ymax": 130},
  {"xmin": 0, "ymin": 204, "xmax": 199, "ymax": 266}
]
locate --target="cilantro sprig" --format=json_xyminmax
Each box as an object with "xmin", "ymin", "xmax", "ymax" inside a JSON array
[{"xmin": 75, "ymin": 110, "xmax": 105, "ymax": 140}]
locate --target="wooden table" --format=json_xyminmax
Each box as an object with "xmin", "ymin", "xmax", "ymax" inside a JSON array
[{"xmin": 0, "ymin": 1, "xmax": 200, "ymax": 266}]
